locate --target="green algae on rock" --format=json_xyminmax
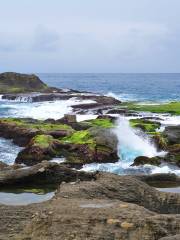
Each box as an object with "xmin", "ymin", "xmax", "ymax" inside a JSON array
[
  {"xmin": 129, "ymin": 119, "xmax": 161, "ymax": 132},
  {"xmin": 84, "ymin": 118, "xmax": 115, "ymax": 128},
  {"xmin": 62, "ymin": 130, "xmax": 95, "ymax": 145},
  {"xmin": 123, "ymin": 102, "xmax": 180, "ymax": 115},
  {"xmin": 0, "ymin": 118, "xmax": 73, "ymax": 132},
  {"xmin": 15, "ymin": 134, "xmax": 61, "ymax": 165}
]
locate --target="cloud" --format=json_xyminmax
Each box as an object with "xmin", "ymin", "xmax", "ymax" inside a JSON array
[
  {"xmin": 31, "ymin": 26, "xmax": 61, "ymax": 52},
  {"xmin": 0, "ymin": 20, "xmax": 178, "ymax": 72}
]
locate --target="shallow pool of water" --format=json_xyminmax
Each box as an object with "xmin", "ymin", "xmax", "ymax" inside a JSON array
[
  {"xmin": 0, "ymin": 185, "xmax": 57, "ymax": 205},
  {"xmin": 0, "ymin": 191, "xmax": 54, "ymax": 205},
  {"xmin": 156, "ymin": 187, "xmax": 180, "ymax": 194}
]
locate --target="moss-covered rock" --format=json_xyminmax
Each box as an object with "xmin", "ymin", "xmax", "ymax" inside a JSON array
[
  {"xmin": 123, "ymin": 101, "xmax": 180, "ymax": 115},
  {"xmin": 15, "ymin": 135, "xmax": 61, "ymax": 166},
  {"xmin": 84, "ymin": 118, "xmax": 115, "ymax": 128},
  {"xmin": 129, "ymin": 119, "xmax": 161, "ymax": 133},
  {"xmin": 151, "ymin": 133, "xmax": 168, "ymax": 150},
  {"xmin": 0, "ymin": 118, "xmax": 73, "ymax": 146},
  {"xmin": 0, "ymin": 116, "xmax": 119, "ymax": 166},
  {"xmin": 61, "ymin": 127, "xmax": 119, "ymax": 165}
]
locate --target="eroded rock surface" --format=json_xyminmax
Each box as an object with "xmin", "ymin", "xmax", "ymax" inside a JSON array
[{"xmin": 4, "ymin": 172, "xmax": 179, "ymax": 240}]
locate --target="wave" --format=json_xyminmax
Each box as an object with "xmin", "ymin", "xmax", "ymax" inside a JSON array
[
  {"xmin": 0, "ymin": 94, "xmax": 35, "ymax": 103},
  {"xmin": 0, "ymin": 138, "xmax": 23, "ymax": 165},
  {"xmin": 1, "ymin": 99, "xmax": 96, "ymax": 120},
  {"xmin": 106, "ymin": 92, "xmax": 138, "ymax": 102}
]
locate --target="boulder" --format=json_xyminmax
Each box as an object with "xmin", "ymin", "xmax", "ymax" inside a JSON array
[
  {"xmin": 131, "ymin": 156, "xmax": 161, "ymax": 166},
  {"xmin": 132, "ymin": 156, "xmax": 161, "ymax": 166}
]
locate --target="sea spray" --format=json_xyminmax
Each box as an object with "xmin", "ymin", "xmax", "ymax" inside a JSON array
[
  {"xmin": 115, "ymin": 117, "xmax": 159, "ymax": 160},
  {"xmin": 82, "ymin": 117, "xmax": 166, "ymax": 174}
]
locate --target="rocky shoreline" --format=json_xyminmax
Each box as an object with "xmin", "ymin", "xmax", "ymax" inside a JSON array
[{"xmin": 0, "ymin": 72, "xmax": 180, "ymax": 239}]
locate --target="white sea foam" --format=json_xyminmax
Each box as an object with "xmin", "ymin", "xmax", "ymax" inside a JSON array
[
  {"xmin": 106, "ymin": 92, "xmax": 138, "ymax": 102},
  {"xmin": 76, "ymin": 114, "xmax": 97, "ymax": 122},
  {"xmin": 115, "ymin": 117, "xmax": 162, "ymax": 158},
  {"xmin": 0, "ymin": 138, "xmax": 23, "ymax": 165},
  {"xmin": 50, "ymin": 157, "xmax": 66, "ymax": 164},
  {"xmin": 2, "ymin": 99, "xmax": 96, "ymax": 120}
]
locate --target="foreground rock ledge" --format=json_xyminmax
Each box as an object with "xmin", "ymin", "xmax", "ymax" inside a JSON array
[{"xmin": 0, "ymin": 166, "xmax": 180, "ymax": 239}]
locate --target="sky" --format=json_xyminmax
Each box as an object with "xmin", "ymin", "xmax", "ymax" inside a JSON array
[{"xmin": 0, "ymin": 0, "xmax": 180, "ymax": 73}]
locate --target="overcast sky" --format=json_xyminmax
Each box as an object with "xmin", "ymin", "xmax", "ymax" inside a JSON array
[{"xmin": 0, "ymin": 0, "xmax": 180, "ymax": 73}]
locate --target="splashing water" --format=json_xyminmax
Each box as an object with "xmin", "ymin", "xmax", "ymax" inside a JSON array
[
  {"xmin": 82, "ymin": 117, "xmax": 168, "ymax": 175},
  {"xmin": 116, "ymin": 117, "xmax": 159, "ymax": 162}
]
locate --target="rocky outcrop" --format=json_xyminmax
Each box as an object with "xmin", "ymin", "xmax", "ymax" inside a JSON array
[
  {"xmin": 15, "ymin": 127, "xmax": 119, "ymax": 166},
  {"xmin": 7, "ymin": 172, "xmax": 180, "ymax": 240},
  {"xmin": 16, "ymin": 198, "xmax": 180, "ymax": 240},
  {"xmin": 0, "ymin": 161, "xmax": 95, "ymax": 186},
  {"xmin": 0, "ymin": 117, "xmax": 119, "ymax": 166},
  {"xmin": 61, "ymin": 127, "xmax": 119, "ymax": 167},
  {"xmin": 0, "ymin": 72, "xmax": 49, "ymax": 93},
  {"xmin": 15, "ymin": 135, "xmax": 61, "ymax": 165},
  {"xmin": 0, "ymin": 118, "xmax": 73, "ymax": 146},
  {"xmin": 56, "ymin": 172, "xmax": 180, "ymax": 214}
]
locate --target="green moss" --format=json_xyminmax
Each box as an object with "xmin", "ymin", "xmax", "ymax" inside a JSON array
[
  {"xmin": 62, "ymin": 130, "xmax": 95, "ymax": 145},
  {"xmin": 129, "ymin": 119, "xmax": 160, "ymax": 132},
  {"xmin": 0, "ymin": 118, "xmax": 73, "ymax": 132},
  {"xmin": 122, "ymin": 102, "xmax": 180, "ymax": 115},
  {"xmin": 23, "ymin": 188, "xmax": 47, "ymax": 195},
  {"xmin": 174, "ymin": 154, "xmax": 180, "ymax": 163},
  {"xmin": 32, "ymin": 135, "xmax": 55, "ymax": 148},
  {"xmin": 84, "ymin": 118, "xmax": 114, "ymax": 128}
]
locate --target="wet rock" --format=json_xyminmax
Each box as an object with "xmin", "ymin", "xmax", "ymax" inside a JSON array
[
  {"xmin": 15, "ymin": 135, "xmax": 61, "ymax": 166},
  {"xmin": 164, "ymin": 125, "xmax": 180, "ymax": 144},
  {"xmin": 107, "ymin": 108, "xmax": 128, "ymax": 114},
  {"xmin": 132, "ymin": 156, "xmax": 161, "ymax": 166},
  {"xmin": 0, "ymin": 161, "xmax": 8, "ymax": 170},
  {"xmin": 0, "ymin": 161, "xmax": 95, "ymax": 186},
  {"xmin": 97, "ymin": 114, "xmax": 117, "ymax": 122},
  {"xmin": 152, "ymin": 134, "xmax": 168, "ymax": 150},
  {"xmin": 0, "ymin": 119, "xmax": 40, "ymax": 146}
]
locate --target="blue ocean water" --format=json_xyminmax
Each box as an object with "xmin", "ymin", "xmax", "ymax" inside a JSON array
[{"xmin": 38, "ymin": 73, "xmax": 180, "ymax": 102}]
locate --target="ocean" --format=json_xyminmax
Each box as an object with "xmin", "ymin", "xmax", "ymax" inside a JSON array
[{"xmin": 38, "ymin": 73, "xmax": 180, "ymax": 102}]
